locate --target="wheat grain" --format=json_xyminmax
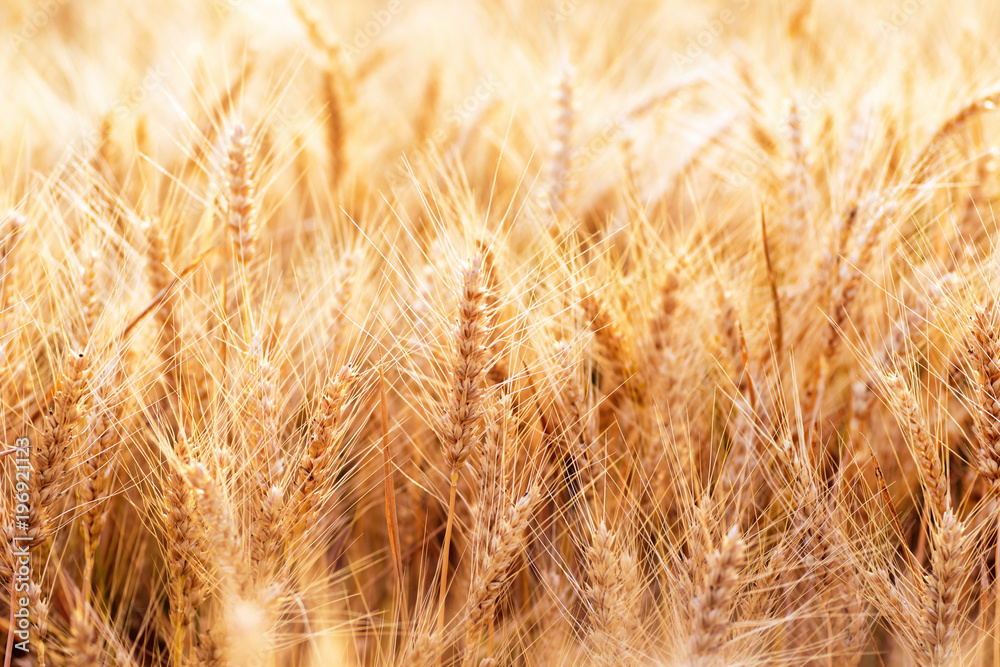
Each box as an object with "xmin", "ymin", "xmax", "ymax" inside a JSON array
[
  {"xmin": 186, "ymin": 461, "xmax": 250, "ymax": 597},
  {"xmin": 166, "ymin": 433, "xmax": 206, "ymax": 660},
  {"xmin": 971, "ymin": 303, "xmax": 1000, "ymax": 489},
  {"xmin": 29, "ymin": 352, "xmax": 91, "ymax": 548},
  {"xmin": 288, "ymin": 363, "xmax": 357, "ymax": 547},
  {"xmin": 66, "ymin": 601, "xmax": 104, "ymax": 667},
  {"xmin": 226, "ymin": 123, "xmax": 256, "ymax": 267},
  {"xmin": 921, "ymin": 510, "xmax": 967, "ymax": 667},
  {"xmin": 884, "ymin": 371, "xmax": 950, "ymax": 521},
  {"xmin": 584, "ymin": 521, "xmax": 641, "ymax": 666},
  {"xmin": 27, "ymin": 580, "xmax": 49, "ymax": 666},
  {"xmin": 77, "ymin": 364, "xmax": 123, "ymax": 596},
  {"xmin": 548, "ymin": 60, "xmax": 576, "ymax": 215},
  {"xmin": 464, "ymin": 487, "xmax": 537, "ymax": 665},
  {"xmin": 687, "ymin": 525, "xmax": 745, "ymax": 666}
]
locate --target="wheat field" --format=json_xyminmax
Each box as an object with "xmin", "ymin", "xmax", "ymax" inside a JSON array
[{"xmin": 5, "ymin": 0, "xmax": 1000, "ymax": 664}]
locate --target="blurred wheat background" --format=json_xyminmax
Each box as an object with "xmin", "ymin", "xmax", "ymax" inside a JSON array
[{"xmin": 4, "ymin": 0, "xmax": 1000, "ymax": 664}]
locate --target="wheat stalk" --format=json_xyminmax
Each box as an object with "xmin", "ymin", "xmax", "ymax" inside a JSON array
[{"xmin": 437, "ymin": 254, "xmax": 491, "ymax": 646}]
